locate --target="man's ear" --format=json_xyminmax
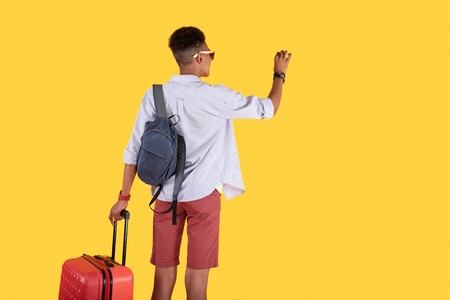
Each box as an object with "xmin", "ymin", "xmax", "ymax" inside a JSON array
[{"xmin": 194, "ymin": 54, "xmax": 203, "ymax": 65}]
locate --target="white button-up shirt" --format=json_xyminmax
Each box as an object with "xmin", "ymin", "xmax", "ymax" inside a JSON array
[{"xmin": 123, "ymin": 75, "xmax": 274, "ymax": 202}]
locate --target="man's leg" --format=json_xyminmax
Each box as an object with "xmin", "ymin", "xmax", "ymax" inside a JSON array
[
  {"xmin": 184, "ymin": 190, "xmax": 221, "ymax": 300},
  {"xmin": 151, "ymin": 266, "xmax": 177, "ymax": 300},
  {"xmin": 185, "ymin": 268, "xmax": 210, "ymax": 300},
  {"xmin": 150, "ymin": 200, "xmax": 187, "ymax": 300}
]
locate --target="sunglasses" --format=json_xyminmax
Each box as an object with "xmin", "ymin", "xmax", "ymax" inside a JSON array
[{"xmin": 193, "ymin": 51, "xmax": 215, "ymax": 60}]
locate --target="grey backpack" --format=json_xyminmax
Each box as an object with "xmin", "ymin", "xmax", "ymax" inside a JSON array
[{"xmin": 136, "ymin": 84, "xmax": 186, "ymax": 225}]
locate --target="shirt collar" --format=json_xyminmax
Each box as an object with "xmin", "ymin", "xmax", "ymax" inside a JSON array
[{"xmin": 169, "ymin": 74, "xmax": 202, "ymax": 83}]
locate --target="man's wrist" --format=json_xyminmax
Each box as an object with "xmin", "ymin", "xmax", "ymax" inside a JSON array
[
  {"xmin": 118, "ymin": 190, "xmax": 131, "ymax": 201},
  {"xmin": 273, "ymin": 72, "xmax": 286, "ymax": 83},
  {"xmin": 273, "ymin": 76, "xmax": 285, "ymax": 83}
]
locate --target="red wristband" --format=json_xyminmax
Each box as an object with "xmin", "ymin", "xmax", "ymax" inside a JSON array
[{"xmin": 118, "ymin": 190, "xmax": 131, "ymax": 201}]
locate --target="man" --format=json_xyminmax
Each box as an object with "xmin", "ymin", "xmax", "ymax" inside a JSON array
[{"xmin": 109, "ymin": 26, "xmax": 291, "ymax": 300}]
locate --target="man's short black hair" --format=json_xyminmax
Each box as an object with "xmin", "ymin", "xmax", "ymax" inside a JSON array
[{"xmin": 169, "ymin": 26, "xmax": 205, "ymax": 67}]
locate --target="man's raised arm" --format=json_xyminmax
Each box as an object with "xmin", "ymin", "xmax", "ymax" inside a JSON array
[{"xmin": 268, "ymin": 50, "xmax": 292, "ymax": 115}]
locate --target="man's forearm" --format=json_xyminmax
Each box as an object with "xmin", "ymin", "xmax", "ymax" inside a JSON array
[
  {"xmin": 121, "ymin": 164, "xmax": 137, "ymax": 196},
  {"xmin": 268, "ymin": 50, "xmax": 292, "ymax": 115},
  {"xmin": 268, "ymin": 78, "xmax": 284, "ymax": 115}
]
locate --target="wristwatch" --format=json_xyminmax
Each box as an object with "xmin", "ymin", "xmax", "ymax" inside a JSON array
[{"xmin": 118, "ymin": 190, "xmax": 131, "ymax": 201}]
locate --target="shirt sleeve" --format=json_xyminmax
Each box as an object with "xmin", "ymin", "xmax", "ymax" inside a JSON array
[
  {"xmin": 206, "ymin": 84, "xmax": 274, "ymax": 120},
  {"xmin": 123, "ymin": 89, "xmax": 156, "ymax": 165}
]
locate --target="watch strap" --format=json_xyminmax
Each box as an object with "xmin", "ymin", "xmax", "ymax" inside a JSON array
[{"xmin": 118, "ymin": 190, "xmax": 131, "ymax": 201}]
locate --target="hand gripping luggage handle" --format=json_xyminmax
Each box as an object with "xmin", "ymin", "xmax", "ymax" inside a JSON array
[{"xmin": 111, "ymin": 210, "xmax": 130, "ymax": 266}]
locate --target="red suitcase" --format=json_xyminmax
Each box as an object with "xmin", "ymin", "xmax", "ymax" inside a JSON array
[{"xmin": 59, "ymin": 210, "xmax": 134, "ymax": 300}]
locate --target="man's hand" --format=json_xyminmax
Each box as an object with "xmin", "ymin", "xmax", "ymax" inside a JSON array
[
  {"xmin": 108, "ymin": 200, "xmax": 129, "ymax": 225},
  {"xmin": 274, "ymin": 50, "xmax": 292, "ymax": 74}
]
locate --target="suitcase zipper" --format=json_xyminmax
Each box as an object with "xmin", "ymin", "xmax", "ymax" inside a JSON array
[{"xmin": 83, "ymin": 255, "xmax": 113, "ymax": 300}]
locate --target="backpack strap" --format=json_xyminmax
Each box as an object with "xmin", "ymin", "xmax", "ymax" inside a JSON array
[
  {"xmin": 153, "ymin": 84, "xmax": 167, "ymax": 118},
  {"xmin": 148, "ymin": 186, "xmax": 177, "ymax": 214},
  {"xmin": 148, "ymin": 85, "xmax": 187, "ymax": 225},
  {"xmin": 170, "ymin": 134, "xmax": 186, "ymax": 224},
  {"xmin": 148, "ymin": 135, "xmax": 186, "ymax": 225}
]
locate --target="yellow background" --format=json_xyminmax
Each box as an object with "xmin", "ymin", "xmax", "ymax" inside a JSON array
[{"xmin": 1, "ymin": 0, "xmax": 449, "ymax": 299}]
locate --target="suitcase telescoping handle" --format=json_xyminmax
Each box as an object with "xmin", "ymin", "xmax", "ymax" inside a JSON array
[{"xmin": 111, "ymin": 210, "xmax": 130, "ymax": 266}]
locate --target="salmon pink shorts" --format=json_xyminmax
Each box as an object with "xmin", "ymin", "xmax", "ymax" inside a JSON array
[{"xmin": 150, "ymin": 190, "xmax": 221, "ymax": 270}]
